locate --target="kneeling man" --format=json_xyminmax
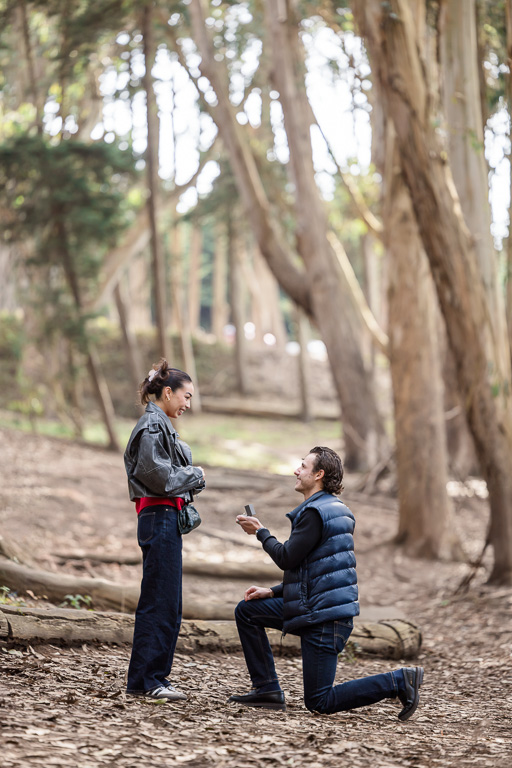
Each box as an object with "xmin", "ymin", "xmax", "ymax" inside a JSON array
[{"xmin": 230, "ymin": 446, "xmax": 423, "ymax": 720}]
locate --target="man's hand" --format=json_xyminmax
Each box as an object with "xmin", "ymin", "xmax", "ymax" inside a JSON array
[
  {"xmin": 236, "ymin": 514, "xmax": 264, "ymax": 535},
  {"xmin": 244, "ymin": 585, "xmax": 273, "ymax": 601}
]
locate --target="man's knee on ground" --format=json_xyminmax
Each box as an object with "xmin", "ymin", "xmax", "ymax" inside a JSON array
[{"xmin": 304, "ymin": 693, "xmax": 331, "ymax": 715}]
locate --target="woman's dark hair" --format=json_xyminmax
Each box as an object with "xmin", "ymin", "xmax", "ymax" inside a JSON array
[
  {"xmin": 139, "ymin": 359, "xmax": 192, "ymax": 406},
  {"xmin": 310, "ymin": 446, "xmax": 344, "ymax": 495}
]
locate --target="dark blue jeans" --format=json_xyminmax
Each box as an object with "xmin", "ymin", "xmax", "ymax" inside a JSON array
[
  {"xmin": 127, "ymin": 505, "xmax": 182, "ymax": 694},
  {"xmin": 234, "ymin": 597, "xmax": 402, "ymax": 714}
]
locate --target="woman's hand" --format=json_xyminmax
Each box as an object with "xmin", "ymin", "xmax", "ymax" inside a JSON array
[
  {"xmin": 244, "ymin": 585, "xmax": 273, "ymax": 601},
  {"xmin": 236, "ymin": 515, "xmax": 264, "ymax": 535}
]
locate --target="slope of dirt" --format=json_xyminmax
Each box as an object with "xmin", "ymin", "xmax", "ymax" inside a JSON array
[{"xmin": 1, "ymin": 426, "xmax": 511, "ymax": 767}]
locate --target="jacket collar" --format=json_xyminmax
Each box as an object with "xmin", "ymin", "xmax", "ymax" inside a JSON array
[
  {"xmin": 287, "ymin": 490, "xmax": 329, "ymax": 523},
  {"xmin": 145, "ymin": 401, "xmax": 177, "ymax": 433},
  {"xmin": 144, "ymin": 401, "xmax": 193, "ymax": 466}
]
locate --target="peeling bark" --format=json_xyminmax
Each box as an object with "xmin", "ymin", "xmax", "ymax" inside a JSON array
[{"xmin": 356, "ymin": 0, "xmax": 512, "ymax": 583}]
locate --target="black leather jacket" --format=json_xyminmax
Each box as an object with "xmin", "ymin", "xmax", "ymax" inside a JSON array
[{"xmin": 124, "ymin": 401, "xmax": 205, "ymax": 502}]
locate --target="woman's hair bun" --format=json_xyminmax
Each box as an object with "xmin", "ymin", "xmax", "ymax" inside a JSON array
[{"xmin": 138, "ymin": 360, "xmax": 192, "ymax": 406}]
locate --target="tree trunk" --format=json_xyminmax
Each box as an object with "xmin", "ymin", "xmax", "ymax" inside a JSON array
[
  {"xmin": 211, "ymin": 223, "xmax": 229, "ymax": 340},
  {"xmin": 505, "ymin": 1, "xmax": 512, "ymax": 361},
  {"xmin": 440, "ymin": 0, "xmax": 497, "ymax": 294},
  {"xmin": 18, "ymin": 0, "xmax": 42, "ymax": 132},
  {"xmin": 190, "ymin": 0, "xmax": 391, "ymax": 463},
  {"xmin": 66, "ymin": 342, "xmax": 85, "ymax": 438},
  {"xmin": 262, "ymin": 0, "xmax": 387, "ymax": 470},
  {"xmin": 113, "ymin": 281, "xmax": 144, "ymax": 416},
  {"xmin": 294, "ymin": 307, "xmax": 313, "ymax": 423},
  {"xmin": 252, "ymin": 245, "xmax": 287, "ymax": 348},
  {"xmin": 440, "ymin": 0, "xmax": 508, "ymax": 472},
  {"xmin": 356, "ymin": 0, "xmax": 512, "ymax": 583},
  {"xmin": 188, "ymin": 224, "xmax": 203, "ymax": 334},
  {"xmin": 84, "ymin": 348, "xmax": 120, "ymax": 451},
  {"xmin": 142, "ymin": 4, "xmax": 170, "ymax": 361},
  {"xmin": 227, "ymin": 218, "xmax": 249, "ymax": 395},
  {"xmin": 186, "ymin": 1, "xmax": 311, "ymax": 307},
  {"xmin": 386, "ymin": 137, "xmax": 461, "ymax": 559},
  {"xmin": 56, "ymin": 221, "xmax": 120, "ymax": 451},
  {"xmin": 171, "ymin": 223, "xmax": 202, "ymax": 410}
]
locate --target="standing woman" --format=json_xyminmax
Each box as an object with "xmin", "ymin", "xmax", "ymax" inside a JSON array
[{"xmin": 124, "ymin": 360, "xmax": 205, "ymax": 701}]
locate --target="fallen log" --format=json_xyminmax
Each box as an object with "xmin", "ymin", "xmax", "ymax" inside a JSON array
[
  {"xmin": 53, "ymin": 550, "xmax": 281, "ymax": 580},
  {"xmin": 0, "ymin": 557, "xmax": 234, "ymax": 619},
  {"xmin": 0, "ymin": 556, "xmax": 139, "ymax": 613},
  {"xmin": 54, "ymin": 550, "xmax": 142, "ymax": 566},
  {"xmin": 0, "ymin": 605, "xmax": 421, "ymax": 659},
  {"xmin": 0, "ymin": 559, "xmax": 420, "ymax": 655},
  {"xmin": 200, "ymin": 395, "xmax": 339, "ymax": 421}
]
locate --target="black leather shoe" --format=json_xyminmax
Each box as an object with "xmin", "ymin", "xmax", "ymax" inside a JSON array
[
  {"xmin": 228, "ymin": 689, "xmax": 286, "ymax": 711},
  {"xmin": 398, "ymin": 666, "xmax": 424, "ymax": 721}
]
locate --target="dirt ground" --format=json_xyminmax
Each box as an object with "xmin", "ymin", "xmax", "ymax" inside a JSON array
[{"xmin": 1, "ymin": 426, "xmax": 512, "ymax": 767}]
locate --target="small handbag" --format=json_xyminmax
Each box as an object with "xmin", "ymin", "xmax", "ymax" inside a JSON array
[{"xmin": 177, "ymin": 503, "xmax": 201, "ymax": 535}]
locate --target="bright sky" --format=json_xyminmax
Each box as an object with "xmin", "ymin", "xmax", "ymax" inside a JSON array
[{"xmin": 81, "ymin": 14, "xmax": 510, "ymax": 245}]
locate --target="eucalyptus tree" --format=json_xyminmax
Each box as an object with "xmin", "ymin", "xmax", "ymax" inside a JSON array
[
  {"xmin": 185, "ymin": 0, "xmax": 388, "ymax": 470},
  {"xmin": 355, "ymin": 0, "xmax": 512, "ymax": 584}
]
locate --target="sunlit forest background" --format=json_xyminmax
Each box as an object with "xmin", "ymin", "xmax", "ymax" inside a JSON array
[{"xmin": 1, "ymin": 0, "xmax": 512, "ymax": 582}]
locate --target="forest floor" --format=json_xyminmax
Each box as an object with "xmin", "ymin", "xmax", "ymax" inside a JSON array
[{"xmin": 1, "ymin": 424, "xmax": 512, "ymax": 767}]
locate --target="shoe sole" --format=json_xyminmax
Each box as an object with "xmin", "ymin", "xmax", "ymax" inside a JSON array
[
  {"xmin": 145, "ymin": 696, "xmax": 187, "ymax": 702},
  {"xmin": 398, "ymin": 666, "xmax": 424, "ymax": 722},
  {"xmin": 126, "ymin": 690, "xmax": 187, "ymax": 702},
  {"xmin": 229, "ymin": 700, "xmax": 286, "ymax": 712}
]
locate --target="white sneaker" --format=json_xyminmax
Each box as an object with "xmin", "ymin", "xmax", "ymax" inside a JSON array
[{"xmin": 145, "ymin": 685, "xmax": 187, "ymax": 701}]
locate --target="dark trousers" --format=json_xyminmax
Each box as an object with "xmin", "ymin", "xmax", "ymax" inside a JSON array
[
  {"xmin": 234, "ymin": 597, "xmax": 402, "ymax": 714},
  {"xmin": 127, "ymin": 505, "xmax": 182, "ymax": 694}
]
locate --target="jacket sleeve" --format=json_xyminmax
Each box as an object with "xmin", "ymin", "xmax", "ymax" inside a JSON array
[
  {"xmin": 256, "ymin": 508, "xmax": 322, "ymax": 570},
  {"xmin": 132, "ymin": 429, "xmax": 204, "ymax": 497}
]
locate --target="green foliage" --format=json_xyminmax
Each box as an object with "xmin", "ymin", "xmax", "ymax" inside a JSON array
[
  {"xmin": 0, "ymin": 134, "xmax": 134, "ymax": 252},
  {"xmin": 0, "ymin": 133, "xmax": 137, "ymax": 347},
  {"xmin": 476, "ymin": 0, "xmax": 507, "ymax": 114},
  {"xmin": 14, "ymin": 0, "xmax": 133, "ymax": 78},
  {"xmin": 0, "ymin": 585, "xmax": 11, "ymax": 604},
  {"xmin": 0, "ymin": 311, "xmax": 24, "ymax": 404},
  {"xmin": 0, "ymin": 311, "xmax": 24, "ymax": 362},
  {"xmin": 60, "ymin": 594, "xmax": 93, "ymax": 610},
  {"xmin": 0, "ymin": 586, "xmax": 26, "ymax": 606}
]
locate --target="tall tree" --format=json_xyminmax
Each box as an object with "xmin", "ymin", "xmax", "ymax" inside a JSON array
[
  {"xmin": 0, "ymin": 135, "xmax": 135, "ymax": 450},
  {"xmin": 355, "ymin": 0, "xmax": 512, "ymax": 583},
  {"xmin": 385, "ymin": 136, "xmax": 460, "ymax": 558},
  {"xmin": 365, "ymin": 2, "xmax": 461, "ymax": 558},
  {"xmin": 141, "ymin": 2, "xmax": 170, "ymax": 361},
  {"xmin": 188, "ymin": 0, "xmax": 387, "ymax": 470},
  {"xmin": 263, "ymin": 0, "xmax": 387, "ymax": 469},
  {"xmin": 507, "ymin": 1, "xmax": 512, "ymax": 350}
]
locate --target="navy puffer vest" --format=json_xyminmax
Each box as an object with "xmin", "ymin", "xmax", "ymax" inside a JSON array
[{"xmin": 283, "ymin": 491, "xmax": 359, "ymax": 632}]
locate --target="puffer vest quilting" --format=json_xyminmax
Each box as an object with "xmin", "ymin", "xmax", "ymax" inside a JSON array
[{"xmin": 282, "ymin": 491, "xmax": 359, "ymax": 632}]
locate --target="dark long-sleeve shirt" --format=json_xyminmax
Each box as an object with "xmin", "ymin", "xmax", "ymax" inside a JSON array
[{"xmin": 256, "ymin": 507, "xmax": 323, "ymax": 597}]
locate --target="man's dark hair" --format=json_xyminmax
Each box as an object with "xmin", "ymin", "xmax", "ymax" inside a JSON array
[{"xmin": 310, "ymin": 446, "xmax": 344, "ymax": 495}]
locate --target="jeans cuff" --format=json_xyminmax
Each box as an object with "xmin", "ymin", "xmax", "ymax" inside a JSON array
[{"xmin": 390, "ymin": 670, "xmax": 401, "ymax": 697}]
